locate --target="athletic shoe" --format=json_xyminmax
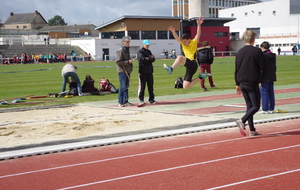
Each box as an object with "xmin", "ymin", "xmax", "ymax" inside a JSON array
[
  {"xmin": 211, "ymin": 85, "xmax": 216, "ymax": 88},
  {"xmin": 163, "ymin": 64, "xmax": 173, "ymax": 75},
  {"xmin": 250, "ymin": 131, "xmax": 261, "ymax": 136},
  {"xmin": 149, "ymin": 100, "xmax": 157, "ymax": 104},
  {"xmin": 268, "ymin": 110, "xmax": 274, "ymax": 114},
  {"xmin": 202, "ymin": 87, "xmax": 208, "ymax": 92},
  {"xmin": 258, "ymin": 110, "xmax": 269, "ymax": 114},
  {"xmin": 198, "ymin": 73, "xmax": 212, "ymax": 79},
  {"xmin": 138, "ymin": 101, "xmax": 145, "ymax": 106},
  {"xmin": 125, "ymin": 102, "xmax": 134, "ymax": 106},
  {"xmin": 118, "ymin": 104, "xmax": 125, "ymax": 107},
  {"xmin": 79, "ymin": 93, "xmax": 85, "ymax": 96},
  {"xmin": 236, "ymin": 119, "xmax": 246, "ymax": 136}
]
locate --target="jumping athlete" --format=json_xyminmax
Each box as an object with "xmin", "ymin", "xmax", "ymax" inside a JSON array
[{"xmin": 163, "ymin": 17, "xmax": 211, "ymax": 89}]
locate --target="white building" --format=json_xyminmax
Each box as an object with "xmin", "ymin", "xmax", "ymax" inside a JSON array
[
  {"xmin": 172, "ymin": 0, "xmax": 260, "ymax": 19},
  {"xmin": 219, "ymin": 0, "xmax": 300, "ymax": 54}
]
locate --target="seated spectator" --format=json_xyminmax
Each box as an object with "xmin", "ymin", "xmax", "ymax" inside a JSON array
[
  {"xmin": 13, "ymin": 54, "xmax": 18, "ymax": 64},
  {"xmin": 82, "ymin": 75, "xmax": 100, "ymax": 95},
  {"xmin": 3, "ymin": 57, "xmax": 9, "ymax": 65}
]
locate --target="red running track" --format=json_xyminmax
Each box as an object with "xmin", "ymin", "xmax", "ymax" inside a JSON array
[{"xmin": 0, "ymin": 119, "xmax": 299, "ymax": 190}]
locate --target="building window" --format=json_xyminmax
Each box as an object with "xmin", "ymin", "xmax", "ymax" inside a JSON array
[
  {"xmin": 246, "ymin": 28, "xmax": 260, "ymax": 39},
  {"xmin": 128, "ymin": 31, "xmax": 139, "ymax": 39},
  {"xmin": 113, "ymin": 31, "xmax": 125, "ymax": 39},
  {"xmin": 158, "ymin": 31, "xmax": 168, "ymax": 39},
  {"xmin": 141, "ymin": 31, "xmax": 156, "ymax": 39},
  {"xmin": 101, "ymin": 31, "xmax": 125, "ymax": 39},
  {"xmin": 214, "ymin": 32, "xmax": 227, "ymax": 37}
]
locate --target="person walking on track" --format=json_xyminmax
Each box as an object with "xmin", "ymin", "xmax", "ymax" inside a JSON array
[{"xmin": 235, "ymin": 30, "xmax": 265, "ymax": 136}]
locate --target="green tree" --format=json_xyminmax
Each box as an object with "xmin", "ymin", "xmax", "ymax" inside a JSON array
[{"xmin": 48, "ymin": 15, "xmax": 67, "ymax": 26}]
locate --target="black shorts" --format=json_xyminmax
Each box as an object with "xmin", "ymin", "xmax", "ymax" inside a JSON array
[{"xmin": 183, "ymin": 59, "xmax": 198, "ymax": 82}]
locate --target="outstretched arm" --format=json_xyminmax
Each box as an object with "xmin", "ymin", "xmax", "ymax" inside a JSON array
[
  {"xmin": 194, "ymin": 17, "xmax": 204, "ymax": 42},
  {"xmin": 168, "ymin": 26, "xmax": 181, "ymax": 43}
]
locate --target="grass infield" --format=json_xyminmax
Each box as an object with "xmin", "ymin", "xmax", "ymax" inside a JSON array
[{"xmin": 0, "ymin": 56, "xmax": 299, "ymax": 107}]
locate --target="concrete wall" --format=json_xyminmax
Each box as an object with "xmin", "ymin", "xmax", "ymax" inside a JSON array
[
  {"xmin": 219, "ymin": 0, "xmax": 300, "ymax": 52},
  {"xmin": 219, "ymin": 0, "xmax": 299, "ymax": 36},
  {"xmin": 189, "ymin": 0, "xmax": 209, "ymax": 18},
  {"xmin": 71, "ymin": 38, "xmax": 181, "ymax": 61}
]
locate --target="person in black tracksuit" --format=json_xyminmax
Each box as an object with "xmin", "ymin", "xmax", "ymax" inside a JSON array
[
  {"xmin": 137, "ymin": 39, "xmax": 156, "ymax": 105},
  {"xmin": 235, "ymin": 30, "xmax": 265, "ymax": 136}
]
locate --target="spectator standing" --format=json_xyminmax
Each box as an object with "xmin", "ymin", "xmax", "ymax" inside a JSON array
[
  {"xmin": 197, "ymin": 41, "xmax": 216, "ymax": 91},
  {"xmin": 115, "ymin": 36, "xmax": 134, "ymax": 107},
  {"xmin": 137, "ymin": 39, "xmax": 156, "ymax": 106},
  {"xmin": 292, "ymin": 45, "xmax": 297, "ymax": 55},
  {"xmin": 259, "ymin": 41, "xmax": 276, "ymax": 114},
  {"xmin": 13, "ymin": 54, "xmax": 18, "ymax": 64},
  {"xmin": 47, "ymin": 36, "xmax": 50, "ymax": 45},
  {"xmin": 72, "ymin": 52, "xmax": 77, "ymax": 61},
  {"xmin": 165, "ymin": 50, "xmax": 169, "ymax": 59},
  {"xmin": 21, "ymin": 53, "xmax": 27, "ymax": 64},
  {"xmin": 277, "ymin": 47, "xmax": 281, "ymax": 55},
  {"xmin": 84, "ymin": 52, "xmax": 88, "ymax": 61},
  {"xmin": 171, "ymin": 49, "xmax": 176, "ymax": 58},
  {"xmin": 235, "ymin": 30, "xmax": 265, "ymax": 136}
]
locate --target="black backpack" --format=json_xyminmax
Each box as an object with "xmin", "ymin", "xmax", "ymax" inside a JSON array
[
  {"xmin": 68, "ymin": 82, "xmax": 78, "ymax": 95},
  {"xmin": 174, "ymin": 77, "xmax": 183, "ymax": 88}
]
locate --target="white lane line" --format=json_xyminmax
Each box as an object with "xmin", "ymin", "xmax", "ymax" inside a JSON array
[
  {"xmin": 0, "ymin": 128, "xmax": 299, "ymax": 180},
  {"xmin": 206, "ymin": 168, "xmax": 300, "ymax": 190},
  {"xmin": 57, "ymin": 144, "xmax": 300, "ymax": 190},
  {"xmin": 0, "ymin": 136, "xmax": 244, "ymax": 179}
]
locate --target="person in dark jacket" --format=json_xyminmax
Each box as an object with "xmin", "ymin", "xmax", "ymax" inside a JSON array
[
  {"xmin": 82, "ymin": 75, "xmax": 100, "ymax": 95},
  {"xmin": 292, "ymin": 45, "xmax": 298, "ymax": 55},
  {"xmin": 235, "ymin": 30, "xmax": 265, "ymax": 136},
  {"xmin": 137, "ymin": 39, "xmax": 156, "ymax": 106},
  {"xmin": 116, "ymin": 36, "xmax": 134, "ymax": 107},
  {"xmin": 197, "ymin": 41, "xmax": 216, "ymax": 91},
  {"xmin": 259, "ymin": 41, "xmax": 276, "ymax": 114}
]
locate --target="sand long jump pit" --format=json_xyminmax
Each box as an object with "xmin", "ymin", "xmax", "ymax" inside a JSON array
[{"xmin": 0, "ymin": 105, "xmax": 228, "ymax": 150}]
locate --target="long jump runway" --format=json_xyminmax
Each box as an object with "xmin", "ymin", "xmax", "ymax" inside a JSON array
[{"xmin": 0, "ymin": 118, "xmax": 299, "ymax": 189}]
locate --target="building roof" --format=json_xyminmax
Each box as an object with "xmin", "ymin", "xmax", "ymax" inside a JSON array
[
  {"xmin": 39, "ymin": 24, "xmax": 96, "ymax": 32},
  {"xmin": 4, "ymin": 11, "xmax": 47, "ymax": 24},
  {"xmin": 95, "ymin": 15, "xmax": 181, "ymax": 30},
  {"xmin": 186, "ymin": 17, "xmax": 236, "ymax": 27}
]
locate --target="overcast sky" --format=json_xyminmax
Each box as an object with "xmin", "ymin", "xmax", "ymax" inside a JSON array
[
  {"xmin": 1, "ymin": 0, "xmax": 271, "ymax": 27},
  {"xmin": 0, "ymin": 0, "xmax": 172, "ymax": 27}
]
